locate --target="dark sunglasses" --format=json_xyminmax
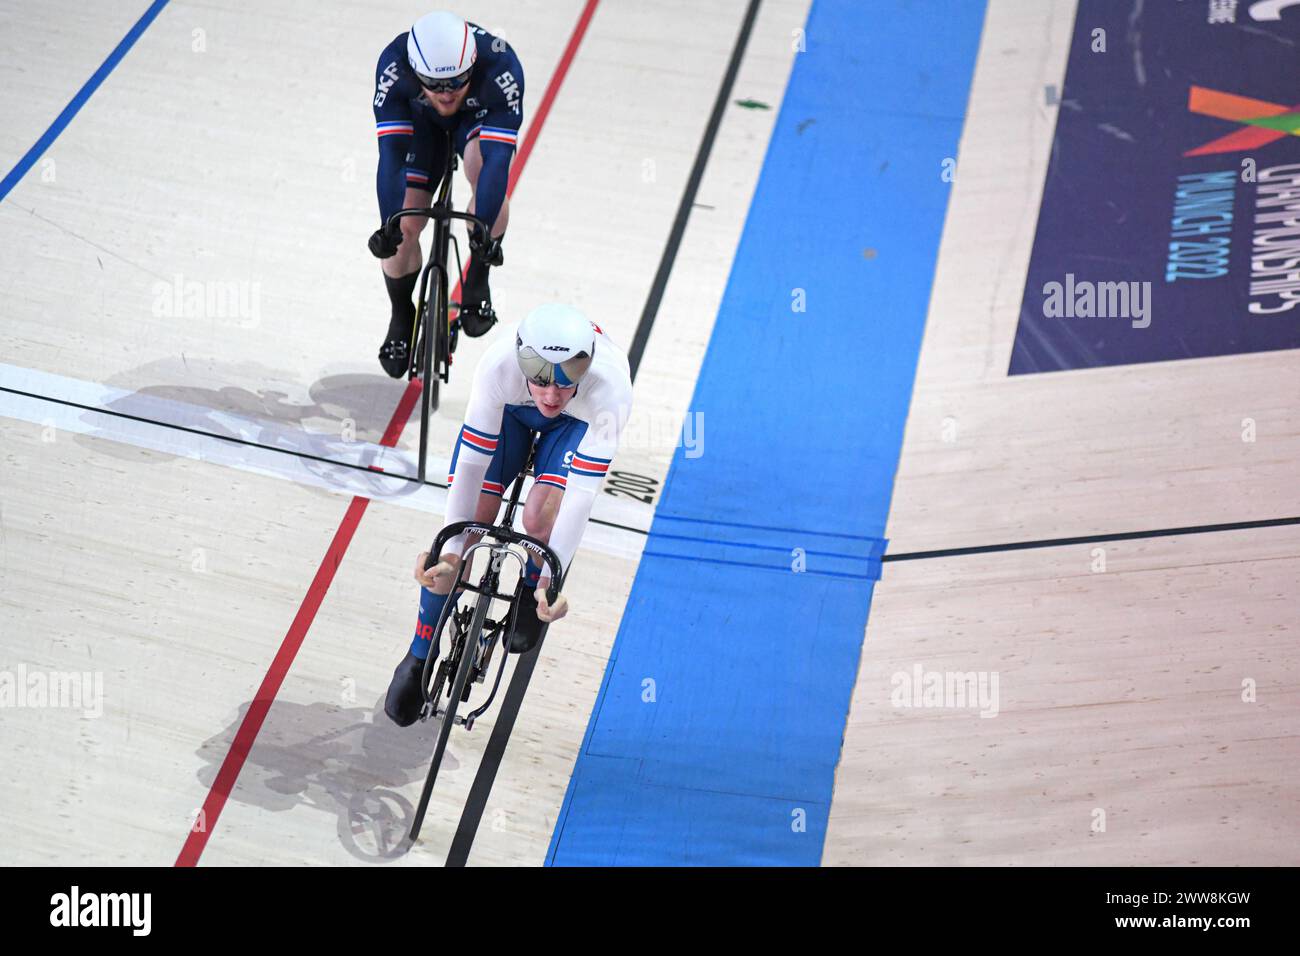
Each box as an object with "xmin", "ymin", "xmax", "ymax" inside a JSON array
[{"xmin": 414, "ymin": 69, "xmax": 472, "ymax": 93}]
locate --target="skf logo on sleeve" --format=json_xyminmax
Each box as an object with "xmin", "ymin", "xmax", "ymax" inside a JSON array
[
  {"xmin": 375, "ymin": 61, "xmax": 400, "ymax": 107},
  {"xmin": 494, "ymin": 71, "xmax": 521, "ymax": 115}
]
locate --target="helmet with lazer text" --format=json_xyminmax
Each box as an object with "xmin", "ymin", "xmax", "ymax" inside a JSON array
[
  {"xmin": 516, "ymin": 304, "xmax": 597, "ymax": 388},
  {"xmin": 407, "ymin": 11, "xmax": 477, "ymax": 91}
]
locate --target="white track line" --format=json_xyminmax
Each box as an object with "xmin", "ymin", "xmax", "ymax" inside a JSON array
[{"xmin": 0, "ymin": 362, "xmax": 650, "ymax": 560}]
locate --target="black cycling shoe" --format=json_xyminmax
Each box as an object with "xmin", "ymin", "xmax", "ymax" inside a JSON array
[
  {"xmin": 507, "ymin": 583, "xmax": 545, "ymax": 654},
  {"xmin": 457, "ymin": 252, "xmax": 498, "ymax": 337},
  {"xmin": 457, "ymin": 302, "xmax": 497, "ymax": 338},
  {"xmin": 384, "ymin": 651, "xmax": 427, "ymax": 727},
  {"xmin": 378, "ymin": 337, "xmax": 410, "ymax": 379}
]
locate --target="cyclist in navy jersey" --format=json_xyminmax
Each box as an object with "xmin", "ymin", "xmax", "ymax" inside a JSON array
[{"xmin": 367, "ymin": 10, "xmax": 524, "ymax": 377}]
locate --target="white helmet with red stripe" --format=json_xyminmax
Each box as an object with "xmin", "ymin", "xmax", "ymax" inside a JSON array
[{"xmin": 407, "ymin": 11, "xmax": 477, "ymax": 89}]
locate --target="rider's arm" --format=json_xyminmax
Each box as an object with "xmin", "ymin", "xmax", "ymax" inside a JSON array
[
  {"xmin": 373, "ymin": 44, "xmax": 416, "ymax": 224},
  {"xmin": 543, "ymin": 477, "xmax": 601, "ymax": 582},
  {"xmin": 471, "ymin": 55, "xmax": 524, "ymax": 231},
  {"xmin": 440, "ymin": 349, "xmax": 510, "ymax": 555},
  {"xmin": 474, "ymin": 128, "xmax": 515, "ymax": 232},
  {"xmin": 544, "ymin": 381, "xmax": 633, "ymax": 579}
]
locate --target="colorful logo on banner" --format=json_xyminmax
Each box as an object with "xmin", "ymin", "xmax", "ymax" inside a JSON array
[
  {"xmin": 1009, "ymin": 1, "xmax": 1300, "ymax": 374},
  {"xmin": 1185, "ymin": 87, "xmax": 1300, "ymax": 156}
]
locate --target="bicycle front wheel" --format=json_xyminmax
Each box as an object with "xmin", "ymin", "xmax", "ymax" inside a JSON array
[
  {"xmin": 409, "ymin": 586, "xmax": 493, "ymax": 842},
  {"xmin": 435, "ymin": 590, "xmax": 490, "ymax": 729}
]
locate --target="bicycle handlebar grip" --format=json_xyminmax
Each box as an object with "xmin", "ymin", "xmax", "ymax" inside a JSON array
[
  {"xmin": 518, "ymin": 534, "xmax": 564, "ymax": 605},
  {"xmin": 427, "ymin": 521, "xmax": 477, "ymax": 568},
  {"xmin": 426, "ymin": 522, "xmax": 564, "ymax": 603},
  {"xmin": 386, "ymin": 207, "xmax": 491, "ymax": 240}
]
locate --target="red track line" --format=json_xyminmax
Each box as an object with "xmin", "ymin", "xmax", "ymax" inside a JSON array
[
  {"xmin": 174, "ymin": 495, "xmax": 374, "ymax": 867},
  {"xmin": 175, "ymin": 0, "xmax": 601, "ymax": 866},
  {"xmin": 509, "ymin": 0, "xmax": 599, "ymax": 193},
  {"xmin": 380, "ymin": 378, "xmax": 424, "ymax": 448}
]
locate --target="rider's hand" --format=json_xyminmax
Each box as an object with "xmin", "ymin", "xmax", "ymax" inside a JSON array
[
  {"xmin": 414, "ymin": 552, "xmax": 458, "ymax": 592},
  {"xmin": 535, "ymin": 584, "xmax": 569, "ymax": 624},
  {"xmin": 368, "ymin": 221, "xmax": 403, "ymax": 259},
  {"xmin": 469, "ymin": 231, "xmax": 503, "ymax": 267}
]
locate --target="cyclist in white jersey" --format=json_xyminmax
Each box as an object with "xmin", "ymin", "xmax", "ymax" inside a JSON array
[{"xmin": 385, "ymin": 303, "xmax": 634, "ymax": 725}]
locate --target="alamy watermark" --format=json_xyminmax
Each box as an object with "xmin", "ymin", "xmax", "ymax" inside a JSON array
[
  {"xmin": 0, "ymin": 665, "xmax": 104, "ymax": 718},
  {"xmin": 1042, "ymin": 273, "xmax": 1151, "ymax": 329},
  {"xmin": 50, "ymin": 886, "xmax": 150, "ymax": 935},
  {"xmin": 587, "ymin": 408, "xmax": 704, "ymax": 459},
  {"xmin": 151, "ymin": 274, "xmax": 261, "ymax": 328},
  {"xmin": 891, "ymin": 664, "xmax": 1000, "ymax": 718}
]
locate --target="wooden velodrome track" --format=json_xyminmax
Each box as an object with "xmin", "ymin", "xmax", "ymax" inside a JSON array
[
  {"xmin": 1, "ymin": 0, "xmax": 1297, "ymax": 866},
  {"xmin": 823, "ymin": 0, "xmax": 1300, "ymax": 865}
]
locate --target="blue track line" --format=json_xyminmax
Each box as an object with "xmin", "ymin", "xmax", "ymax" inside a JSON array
[
  {"xmin": 0, "ymin": 0, "xmax": 171, "ymax": 204},
  {"xmin": 547, "ymin": 0, "xmax": 986, "ymax": 865}
]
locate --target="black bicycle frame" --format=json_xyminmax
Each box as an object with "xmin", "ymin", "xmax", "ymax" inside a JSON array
[
  {"xmin": 406, "ymin": 438, "xmax": 564, "ymax": 848},
  {"xmin": 383, "ymin": 182, "xmax": 491, "ymax": 484}
]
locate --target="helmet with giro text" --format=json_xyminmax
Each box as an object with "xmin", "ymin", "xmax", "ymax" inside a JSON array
[{"xmin": 407, "ymin": 11, "xmax": 477, "ymax": 91}]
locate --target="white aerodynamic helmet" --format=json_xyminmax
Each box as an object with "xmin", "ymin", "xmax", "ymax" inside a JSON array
[
  {"xmin": 516, "ymin": 304, "xmax": 597, "ymax": 387},
  {"xmin": 407, "ymin": 11, "xmax": 477, "ymax": 89}
]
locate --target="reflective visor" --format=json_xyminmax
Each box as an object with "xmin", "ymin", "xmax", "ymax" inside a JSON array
[{"xmin": 517, "ymin": 347, "xmax": 593, "ymax": 387}]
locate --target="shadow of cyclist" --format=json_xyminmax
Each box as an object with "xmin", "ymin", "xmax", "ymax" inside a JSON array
[{"xmin": 193, "ymin": 693, "xmax": 459, "ymax": 863}]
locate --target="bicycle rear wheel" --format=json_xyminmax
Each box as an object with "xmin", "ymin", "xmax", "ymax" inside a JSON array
[
  {"xmin": 419, "ymin": 267, "xmax": 444, "ymax": 413},
  {"xmin": 415, "ymin": 265, "xmax": 445, "ymax": 484},
  {"xmin": 428, "ymin": 277, "xmax": 444, "ymax": 411}
]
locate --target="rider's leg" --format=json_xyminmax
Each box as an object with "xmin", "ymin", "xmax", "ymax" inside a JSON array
[
  {"xmin": 378, "ymin": 118, "xmax": 443, "ymax": 377},
  {"xmin": 386, "ymin": 407, "xmax": 528, "ymax": 727},
  {"xmin": 410, "ymin": 492, "xmax": 502, "ymax": 658},
  {"xmin": 380, "ymin": 186, "xmax": 432, "ymax": 343},
  {"xmin": 505, "ymin": 481, "xmax": 565, "ymax": 654},
  {"xmin": 520, "ymin": 483, "xmax": 562, "ymax": 583},
  {"xmin": 384, "ymin": 490, "xmax": 500, "ymax": 727},
  {"xmin": 519, "ymin": 415, "xmax": 581, "ymax": 590},
  {"xmin": 383, "ymin": 186, "xmax": 434, "ymax": 278},
  {"xmin": 407, "ymin": 408, "xmax": 530, "ymax": 662},
  {"xmin": 456, "ymin": 135, "xmax": 509, "ymax": 337}
]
